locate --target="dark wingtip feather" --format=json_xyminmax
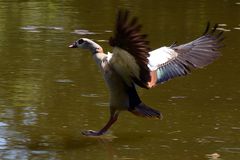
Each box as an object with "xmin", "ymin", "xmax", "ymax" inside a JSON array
[
  {"xmin": 109, "ymin": 9, "xmax": 151, "ymax": 88},
  {"xmin": 216, "ymin": 31, "xmax": 224, "ymax": 38},
  {"xmin": 202, "ymin": 22, "xmax": 210, "ymax": 35},
  {"xmin": 210, "ymin": 23, "xmax": 218, "ymax": 34},
  {"xmin": 203, "ymin": 22, "xmax": 220, "ymax": 36}
]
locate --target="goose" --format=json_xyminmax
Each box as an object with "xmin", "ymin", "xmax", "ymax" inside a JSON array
[{"xmin": 69, "ymin": 10, "xmax": 224, "ymax": 136}]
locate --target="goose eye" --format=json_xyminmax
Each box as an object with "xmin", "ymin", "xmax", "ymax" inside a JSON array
[{"xmin": 78, "ymin": 39, "xmax": 84, "ymax": 44}]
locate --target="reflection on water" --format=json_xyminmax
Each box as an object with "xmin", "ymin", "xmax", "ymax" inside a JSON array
[
  {"xmin": 21, "ymin": 26, "xmax": 64, "ymax": 33},
  {"xmin": 0, "ymin": 0, "xmax": 240, "ymax": 160},
  {"xmin": 71, "ymin": 29, "xmax": 97, "ymax": 35}
]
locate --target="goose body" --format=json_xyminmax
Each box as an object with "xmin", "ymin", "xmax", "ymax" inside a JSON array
[{"xmin": 69, "ymin": 10, "xmax": 224, "ymax": 136}]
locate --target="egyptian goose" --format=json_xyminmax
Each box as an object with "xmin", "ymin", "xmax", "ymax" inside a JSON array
[{"xmin": 69, "ymin": 10, "xmax": 224, "ymax": 136}]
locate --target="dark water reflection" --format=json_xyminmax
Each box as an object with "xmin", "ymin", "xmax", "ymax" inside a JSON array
[{"xmin": 0, "ymin": 0, "xmax": 240, "ymax": 160}]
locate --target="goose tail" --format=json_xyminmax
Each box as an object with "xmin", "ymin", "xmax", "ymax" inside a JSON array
[{"xmin": 129, "ymin": 103, "xmax": 163, "ymax": 119}]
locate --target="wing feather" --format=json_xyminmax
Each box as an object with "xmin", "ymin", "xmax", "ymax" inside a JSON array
[
  {"xmin": 109, "ymin": 10, "xmax": 151, "ymax": 88},
  {"xmin": 148, "ymin": 23, "xmax": 224, "ymax": 87}
]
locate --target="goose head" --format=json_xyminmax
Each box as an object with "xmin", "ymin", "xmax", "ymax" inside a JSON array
[{"xmin": 69, "ymin": 38, "xmax": 103, "ymax": 54}]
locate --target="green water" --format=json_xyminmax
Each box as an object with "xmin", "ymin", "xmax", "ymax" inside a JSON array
[{"xmin": 0, "ymin": 0, "xmax": 239, "ymax": 159}]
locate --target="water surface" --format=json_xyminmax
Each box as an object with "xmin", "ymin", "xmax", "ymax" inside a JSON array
[{"xmin": 0, "ymin": 0, "xmax": 240, "ymax": 160}]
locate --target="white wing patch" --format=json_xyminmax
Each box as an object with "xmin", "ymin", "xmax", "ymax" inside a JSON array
[
  {"xmin": 109, "ymin": 47, "xmax": 140, "ymax": 86},
  {"xmin": 148, "ymin": 47, "xmax": 178, "ymax": 71},
  {"xmin": 107, "ymin": 52, "xmax": 113, "ymax": 61}
]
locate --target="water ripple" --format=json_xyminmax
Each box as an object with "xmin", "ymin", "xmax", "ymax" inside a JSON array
[
  {"xmin": 221, "ymin": 147, "xmax": 240, "ymax": 153},
  {"xmin": 20, "ymin": 26, "xmax": 64, "ymax": 32},
  {"xmin": 96, "ymin": 102, "xmax": 109, "ymax": 107},
  {"xmin": 71, "ymin": 29, "xmax": 97, "ymax": 35},
  {"xmin": 0, "ymin": 122, "xmax": 8, "ymax": 127},
  {"xmin": 234, "ymin": 27, "xmax": 240, "ymax": 30},
  {"xmin": 170, "ymin": 96, "xmax": 187, "ymax": 99},
  {"xmin": 55, "ymin": 79, "xmax": 74, "ymax": 83},
  {"xmin": 81, "ymin": 93, "xmax": 99, "ymax": 98},
  {"xmin": 0, "ymin": 137, "xmax": 7, "ymax": 149}
]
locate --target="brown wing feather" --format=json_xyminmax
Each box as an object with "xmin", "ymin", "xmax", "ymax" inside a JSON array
[{"xmin": 109, "ymin": 9, "xmax": 151, "ymax": 88}]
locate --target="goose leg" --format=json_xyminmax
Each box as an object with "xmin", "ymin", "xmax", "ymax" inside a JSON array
[{"xmin": 82, "ymin": 111, "xmax": 119, "ymax": 136}]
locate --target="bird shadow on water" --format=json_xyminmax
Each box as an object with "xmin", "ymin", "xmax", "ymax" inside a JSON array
[
  {"xmin": 62, "ymin": 132, "xmax": 121, "ymax": 159},
  {"xmin": 63, "ymin": 132, "xmax": 117, "ymax": 149},
  {"xmin": 65, "ymin": 131, "xmax": 150, "ymax": 159},
  {"xmin": 26, "ymin": 131, "xmax": 148, "ymax": 160}
]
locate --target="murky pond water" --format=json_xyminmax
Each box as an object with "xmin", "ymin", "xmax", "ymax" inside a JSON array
[{"xmin": 0, "ymin": 0, "xmax": 240, "ymax": 159}]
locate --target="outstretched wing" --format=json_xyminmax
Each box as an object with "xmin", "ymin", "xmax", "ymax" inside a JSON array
[
  {"xmin": 148, "ymin": 23, "xmax": 224, "ymax": 87},
  {"xmin": 109, "ymin": 10, "xmax": 151, "ymax": 88}
]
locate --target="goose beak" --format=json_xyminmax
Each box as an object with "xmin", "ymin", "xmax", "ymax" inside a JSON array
[{"xmin": 69, "ymin": 42, "xmax": 77, "ymax": 48}]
